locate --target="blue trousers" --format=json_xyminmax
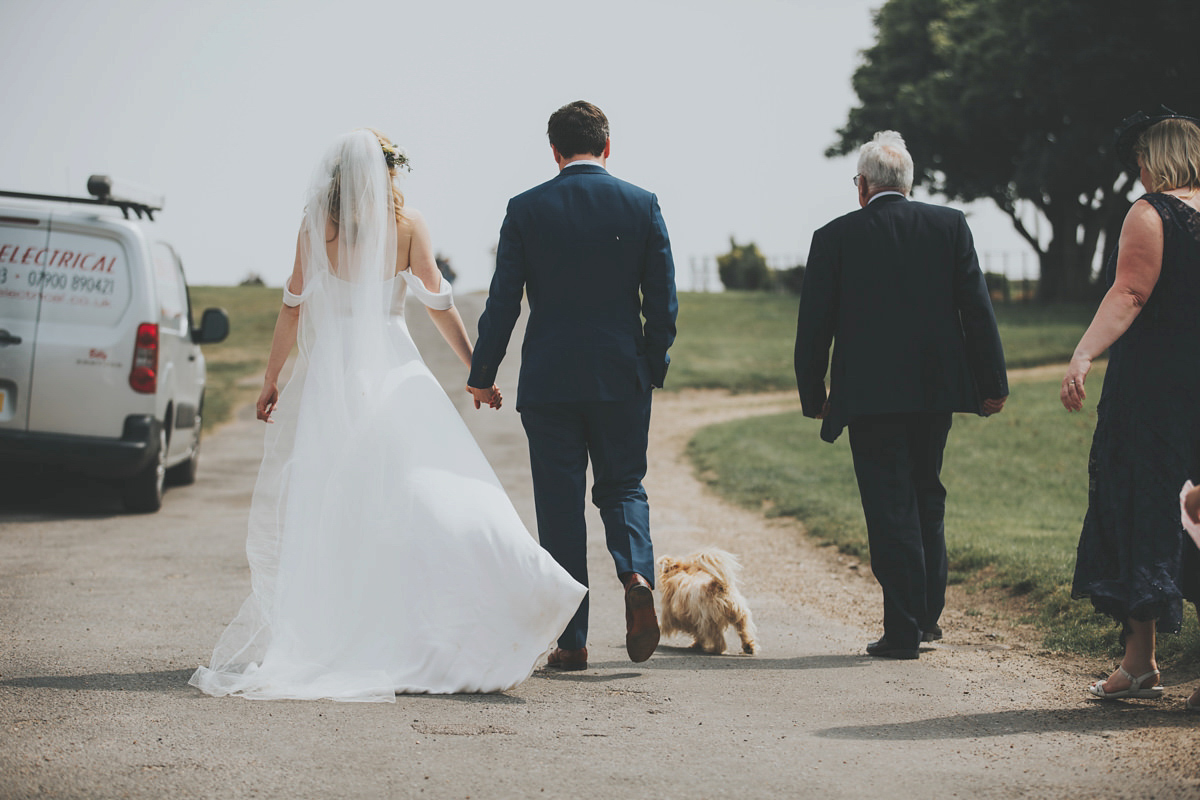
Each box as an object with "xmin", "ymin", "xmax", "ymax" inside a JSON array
[{"xmin": 520, "ymin": 391, "xmax": 655, "ymax": 650}]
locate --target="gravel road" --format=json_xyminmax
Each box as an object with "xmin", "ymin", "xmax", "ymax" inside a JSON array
[{"xmin": 1, "ymin": 293, "xmax": 1196, "ymax": 799}]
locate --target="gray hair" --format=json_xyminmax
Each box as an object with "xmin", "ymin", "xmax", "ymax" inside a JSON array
[{"xmin": 857, "ymin": 130, "xmax": 914, "ymax": 193}]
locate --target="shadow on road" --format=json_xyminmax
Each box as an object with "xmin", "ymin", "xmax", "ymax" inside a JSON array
[
  {"xmin": 814, "ymin": 705, "xmax": 1200, "ymax": 740},
  {"xmin": 406, "ymin": 692, "xmax": 527, "ymax": 705},
  {"xmin": 2, "ymin": 668, "xmax": 197, "ymax": 693},
  {"xmin": 649, "ymin": 650, "xmax": 877, "ymax": 672},
  {"xmin": 0, "ymin": 467, "xmax": 127, "ymax": 521},
  {"xmin": 3, "ymin": 672, "xmax": 539, "ymax": 705},
  {"xmin": 573, "ymin": 652, "xmax": 875, "ymax": 672},
  {"xmin": 533, "ymin": 670, "xmax": 645, "ymax": 683}
]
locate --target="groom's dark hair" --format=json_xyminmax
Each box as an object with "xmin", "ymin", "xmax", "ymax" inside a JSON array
[{"xmin": 548, "ymin": 101, "xmax": 609, "ymax": 158}]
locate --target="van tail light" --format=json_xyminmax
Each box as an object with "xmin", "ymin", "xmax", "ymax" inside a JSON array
[{"xmin": 129, "ymin": 323, "xmax": 158, "ymax": 394}]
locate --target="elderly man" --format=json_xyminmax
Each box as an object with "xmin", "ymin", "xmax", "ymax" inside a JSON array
[{"xmin": 793, "ymin": 131, "xmax": 1008, "ymax": 659}]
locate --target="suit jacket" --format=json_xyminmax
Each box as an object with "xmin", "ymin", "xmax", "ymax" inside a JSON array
[
  {"xmin": 794, "ymin": 195, "xmax": 1008, "ymax": 442},
  {"xmin": 469, "ymin": 163, "xmax": 678, "ymax": 408}
]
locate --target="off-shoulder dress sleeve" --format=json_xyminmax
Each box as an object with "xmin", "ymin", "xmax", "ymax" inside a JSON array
[{"xmin": 400, "ymin": 269, "xmax": 454, "ymax": 310}]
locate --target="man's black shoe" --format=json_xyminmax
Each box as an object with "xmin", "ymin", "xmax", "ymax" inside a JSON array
[
  {"xmin": 921, "ymin": 626, "xmax": 943, "ymax": 643},
  {"xmin": 866, "ymin": 636, "xmax": 919, "ymax": 660}
]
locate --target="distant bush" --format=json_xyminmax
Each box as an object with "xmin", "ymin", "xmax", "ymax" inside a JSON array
[
  {"xmin": 239, "ymin": 272, "xmax": 266, "ymax": 287},
  {"xmin": 717, "ymin": 238, "xmax": 772, "ymax": 290},
  {"xmin": 717, "ymin": 238, "xmax": 804, "ymax": 294}
]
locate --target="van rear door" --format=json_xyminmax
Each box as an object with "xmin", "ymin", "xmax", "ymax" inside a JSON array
[
  {"xmin": 24, "ymin": 219, "xmax": 137, "ymax": 439},
  {"xmin": 0, "ymin": 212, "xmax": 51, "ymax": 432}
]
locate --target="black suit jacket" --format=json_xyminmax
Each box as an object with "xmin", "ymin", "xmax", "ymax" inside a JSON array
[
  {"xmin": 794, "ymin": 195, "xmax": 1008, "ymax": 442},
  {"xmin": 469, "ymin": 164, "xmax": 678, "ymax": 407}
]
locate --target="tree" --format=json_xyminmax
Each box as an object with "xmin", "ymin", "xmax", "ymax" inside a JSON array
[
  {"xmin": 829, "ymin": 0, "xmax": 1200, "ymax": 300},
  {"xmin": 717, "ymin": 237, "xmax": 773, "ymax": 290}
]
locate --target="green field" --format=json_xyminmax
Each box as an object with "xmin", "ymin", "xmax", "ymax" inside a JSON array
[
  {"xmin": 681, "ymin": 293, "xmax": 1199, "ymax": 661},
  {"xmin": 189, "ymin": 285, "xmax": 281, "ymax": 430},
  {"xmin": 669, "ymin": 292, "xmax": 1098, "ymax": 393},
  {"xmin": 190, "ymin": 288, "xmax": 1099, "ymax": 425}
]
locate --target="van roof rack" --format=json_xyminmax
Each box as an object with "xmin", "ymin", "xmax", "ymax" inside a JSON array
[{"xmin": 0, "ymin": 175, "xmax": 164, "ymax": 220}]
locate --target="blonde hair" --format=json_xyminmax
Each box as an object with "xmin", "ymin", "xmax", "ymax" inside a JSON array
[
  {"xmin": 366, "ymin": 127, "xmax": 406, "ymax": 224},
  {"xmin": 1134, "ymin": 118, "xmax": 1200, "ymax": 192}
]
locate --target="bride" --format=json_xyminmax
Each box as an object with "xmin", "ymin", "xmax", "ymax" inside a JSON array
[{"xmin": 189, "ymin": 129, "xmax": 586, "ymax": 702}]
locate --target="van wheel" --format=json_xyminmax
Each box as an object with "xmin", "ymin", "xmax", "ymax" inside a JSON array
[
  {"xmin": 123, "ymin": 427, "xmax": 166, "ymax": 512},
  {"xmin": 167, "ymin": 412, "xmax": 201, "ymax": 487}
]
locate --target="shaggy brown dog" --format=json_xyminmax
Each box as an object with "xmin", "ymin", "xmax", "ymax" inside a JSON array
[{"xmin": 656, "ymin": 548, "xmax": 757, "ymax": 654}]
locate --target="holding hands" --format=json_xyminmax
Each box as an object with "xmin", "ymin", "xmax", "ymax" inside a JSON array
[{"xmin": 466, "ymin": 384, "xmax": 503, "ymax": 410}]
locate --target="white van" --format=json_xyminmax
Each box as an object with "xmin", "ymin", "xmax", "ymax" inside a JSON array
[{"xmin": 0, "ymin": 177, "xmax": 228, "ymax": 512}]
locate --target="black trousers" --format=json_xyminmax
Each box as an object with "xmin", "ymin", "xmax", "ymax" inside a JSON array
[{"xmin": 848, "ymin": 412, "xmax": 953, "ymax": 649}]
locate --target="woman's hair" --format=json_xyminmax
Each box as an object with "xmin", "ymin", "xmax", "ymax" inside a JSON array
[
  {"xmin": 327, "ymin": 129, "xmax": 406, "ymax": 237},
  {"xmin": 857, "ymin": 130, "xmax": 914, "ymax": 193},
  {"xmin": 367, "ymin": 128, "xmax": 406, "ymax": 224},
  {"xmin": 1135, "ymin": 118, "xmax": 1200, "ymax": 192}
]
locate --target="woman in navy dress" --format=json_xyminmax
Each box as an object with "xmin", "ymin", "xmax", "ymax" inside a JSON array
[{"xmin": 1062, "ymin": 108, "xmax": 1200, "ymax": 707}]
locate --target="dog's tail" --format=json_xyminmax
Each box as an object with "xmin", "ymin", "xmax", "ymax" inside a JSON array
[{"xmin": 693, "ymin": 547, "xmax": 742, "ymax": 586}]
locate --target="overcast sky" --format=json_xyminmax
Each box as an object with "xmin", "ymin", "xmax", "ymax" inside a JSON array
[{"xmin": 0, "ymin": 0, "xmax": 1032, "ymax": 291}]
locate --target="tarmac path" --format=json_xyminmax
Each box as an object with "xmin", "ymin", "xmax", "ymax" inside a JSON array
[{"xmin": 1, "ymin": 293, "xmax": 1197, "ymax": 799}]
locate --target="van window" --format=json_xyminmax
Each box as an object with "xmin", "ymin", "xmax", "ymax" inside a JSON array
[
  {"xmin": 0, "ymin": 226, "xmax": 132, "ymax": 327},
  {"xmin": 152, "ymin": 242, "xmax": 189, "ymax": 332}
]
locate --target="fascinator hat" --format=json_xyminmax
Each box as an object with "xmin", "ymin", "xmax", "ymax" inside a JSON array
[{"xmin": 1115, "ymin": 105, "xmax": 1200, "ymax": 171}]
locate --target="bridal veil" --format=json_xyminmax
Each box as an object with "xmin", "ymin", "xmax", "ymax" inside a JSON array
[{"xmin": 190, "ymin": 130, "xmax": 585, "ymax": 701}]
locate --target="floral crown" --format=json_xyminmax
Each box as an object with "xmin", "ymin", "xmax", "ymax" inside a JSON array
[{"xmin": 381, "ymin": 142, "xmax": 411, "ymax": 172}]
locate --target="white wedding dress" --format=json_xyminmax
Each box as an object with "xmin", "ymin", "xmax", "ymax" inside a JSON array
[{"xmin": 189, "ymin": 131, "xmax": 585, "ymax": 702}]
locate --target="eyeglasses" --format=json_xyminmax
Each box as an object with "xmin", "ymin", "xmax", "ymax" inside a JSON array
[{"xmin": 852, "ymin": 174, "xmax": 862, "ymax": 187}]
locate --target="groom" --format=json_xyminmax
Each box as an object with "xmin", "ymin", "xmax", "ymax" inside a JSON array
[{"xmin": 467, "ymin": 100, "xmax": 678, "ymax": 670}]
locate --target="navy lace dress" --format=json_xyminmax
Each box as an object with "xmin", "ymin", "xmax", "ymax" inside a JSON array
[{"xmin": 1072, "ymin": 193, "xmax": 1200, "ymax": 632}]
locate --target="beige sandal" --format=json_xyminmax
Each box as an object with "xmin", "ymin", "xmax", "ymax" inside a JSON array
[{"xmin": 1088, "ymin": 666, "xmax": 1164, "ymax": 700}]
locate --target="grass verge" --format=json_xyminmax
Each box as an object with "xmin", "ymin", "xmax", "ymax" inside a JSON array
[
  {"xmin": 189, "ymin": 285, "xmax": 281, "ymax": 430},
  {"xmin": 687, "ymin": 367, "xmax": 1200, "ymax": 662}
]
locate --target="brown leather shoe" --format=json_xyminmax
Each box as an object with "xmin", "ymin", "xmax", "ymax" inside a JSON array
[
  {"xmin": 545, "ymin": 647, "xmax": 588, "ymax": 671},
  {"xmin": 624, "ymin": 573, "xmax": 660, "ymax": 663}
]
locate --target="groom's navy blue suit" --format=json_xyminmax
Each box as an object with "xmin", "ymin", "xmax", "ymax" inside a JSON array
[{"xmin": 469, "ymin": 162, "xmax": 677, "ymax": 650}]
